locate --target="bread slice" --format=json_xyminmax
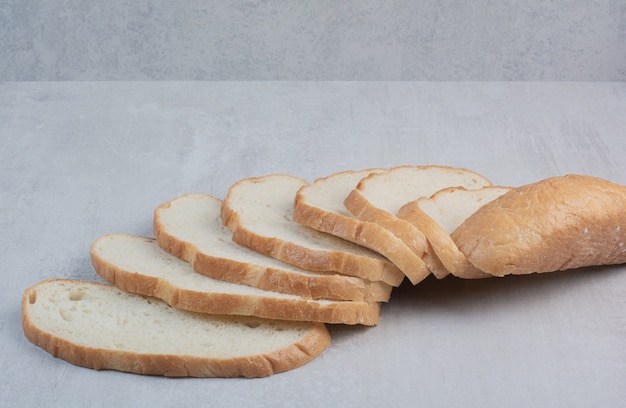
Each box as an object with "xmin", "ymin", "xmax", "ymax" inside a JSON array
[
  {"xmin": 452, "ymin": 174, "xmax": 626, "ymax": 276},
  {"xmin": 91, "ymin": 234, "xmax": 380, "ymax": 325},
  {"xmin": 154, "ymin": 193, "xmax": 390, "ymax": 304},
  {"xmin": 293, "ymin": 169, "xmax": 429, "ymax": 284},
  {"xmin": 398, "ymin": 186, "xmax": 510, "ymax": 279},
  {"xmin": 344, "ymin": 165, "xmax": 492, "ymax": 283},
  {"xmin": 22, "ymin": 279, "xmax": 331, "ymax": 377},
  {"xmin": 221, "ymin": 174, "xmax": 404, "ymax": 287}
]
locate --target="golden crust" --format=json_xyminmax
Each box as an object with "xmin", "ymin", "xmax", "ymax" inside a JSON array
[
  {"xmin": 22, "ymin": 279, "xmax": 332, "ymax": 378},
  {"xmin": 293, "ymin": 194, "xmax": 421, "ymax": 285},
  {"xmin": 344, "ymin": 187, "xmax": 429, "ymax": 256},
  {"xmin": 192, "ymin": 251, "xmax": 391, "ymax": 303},
  {"xmin": 452, "ymin": 174, "xmax": 626, "ymax": 276},
  {"xmin": 343, "ymin": 188, "xmax": 431, "ymax": 284}
]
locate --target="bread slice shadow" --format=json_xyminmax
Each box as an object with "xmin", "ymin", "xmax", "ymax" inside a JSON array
[
  {"xmin": 328, "ymin": 264, "xmax": 623, "ymax": 341},
  {"xmin": 390, "ymin": 265, "xmax": 622, "ymax": 311}
]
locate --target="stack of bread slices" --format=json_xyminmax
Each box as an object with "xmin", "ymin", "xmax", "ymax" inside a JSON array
[{"xmin": 22, "ymin": 165, "xmax": 626, "ymax": 378}]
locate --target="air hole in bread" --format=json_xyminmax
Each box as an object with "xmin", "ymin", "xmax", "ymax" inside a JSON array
[
  {"xmin": 244, "ymin": 321, "xmax": 261, "ymax": 329},
  {"xmin": 69, "ymin": 291, "xmax": 84, "ymax": 301},
  {"xmin": 29, "ymin": 290, "xmax": 37, "ymax": 305},
  {"xmin": 58, "ymin": 309, "xmax": 72, "ymax": 321}
]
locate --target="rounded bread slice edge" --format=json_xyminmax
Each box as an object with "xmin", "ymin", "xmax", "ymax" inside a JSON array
[{"xmin": 22, "ymin": 278, "xmax": 332, "ymax": 377}]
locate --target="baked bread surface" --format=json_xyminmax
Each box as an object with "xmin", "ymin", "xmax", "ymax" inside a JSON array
[{"xmin": 452, "ymin": 174, "xmax": 626, "ymax": 276}]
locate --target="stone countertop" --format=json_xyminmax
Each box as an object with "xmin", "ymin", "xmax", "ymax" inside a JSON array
[{"xmin": 1, "ymin": 81, "xmax": 625, "ymax": 408}]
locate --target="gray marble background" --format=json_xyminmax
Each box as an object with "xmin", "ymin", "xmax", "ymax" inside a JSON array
[{"xmin": 2, "ymin": 0, "xmax": 625, "ymax": 81}]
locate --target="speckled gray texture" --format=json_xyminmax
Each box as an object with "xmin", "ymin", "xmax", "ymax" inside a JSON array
[{"xmin": 1, "ymin": 0, "xmax": 625, "ymax": 80}]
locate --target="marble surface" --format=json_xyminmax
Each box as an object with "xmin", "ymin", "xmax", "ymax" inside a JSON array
[
  {"xmin": 1, "ymin": 81, "xmax": 625, "ymax": 407},
  {"xmin": 2, "ymin": 1, "xmax": 626, "ymax": 81}
]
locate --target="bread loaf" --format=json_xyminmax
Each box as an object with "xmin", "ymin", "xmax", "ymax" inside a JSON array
[
  {"xmin": 22, "ymin": 279, "xmax": 331, "ymax": 377},
  {"xmin": 22, "ymin": 167, "xmax": 626, "ymax": 379},
  {"xmin": 452, "ymin": 174, "xmax": 626, "ymax": 276}
]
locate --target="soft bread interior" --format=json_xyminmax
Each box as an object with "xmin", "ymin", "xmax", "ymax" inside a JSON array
[{"xmin": 25, "ymin": 280, "xmax": 321, "ymax": 357}]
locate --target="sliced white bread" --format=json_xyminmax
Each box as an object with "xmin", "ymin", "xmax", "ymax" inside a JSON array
[
  {"xmin": 153, "ymin": 193, "xmax": 391, "ymax": 304},
  {"xmin": 344, "ymin": 165, "xmax": 492, "ymax": 283},
  {"xmin": 398, "ymin": 186, "xmax": 511, "ymax": 279},
  {"xmin": 91, "ymin": 234, "xmax": 380, "ymax": 325},
  {"xmin": 293, "ymin": 169, "xmax": 430, "ymax": 284},
  {"xmin": 22, "ymin": 279, "xmax": 331, "ymax": 377},
  {"xmin": 221, "ymin": 174, "xmax": 405, "ymax": 287},
  {"xmin": 451, "ymin": 174, "xmax": 626, "ymax": 276}
]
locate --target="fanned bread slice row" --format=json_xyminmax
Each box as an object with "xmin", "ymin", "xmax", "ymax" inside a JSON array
[
  {"xmin": 22, "ymin": 279, "xmax": 331, "ymax": 378},
  {"xmin": 451, "ymin": 174, "xmax": 626, "ymax": 277},
  {"xmin": 154, "ymin": 193, "xmax": 390, "ymax": 304},
  {"xmin": 398, "ymin": 186, "xmax": 511, "ymax": 279},
  {"xmin": 91, "ymin": 234, "xmax": 379, "ymax": 325},
  {"xmin": 221, "ymin": 174, "xmax": 405, "ymax": 287},
  {"xmin": 344, "ymin": 165, "xmax": 492, "ymax": 283},
  {"xmin": 293, "ymin": 169, "xmax": 429, "ymax": 284}
]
